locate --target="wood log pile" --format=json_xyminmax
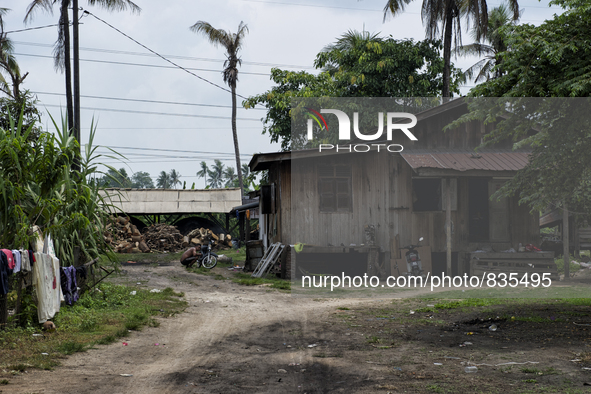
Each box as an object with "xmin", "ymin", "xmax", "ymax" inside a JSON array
[
  {"xmin": 104, "ymin": 216, "xmax": 151, "ymax": 253},
  {"xmin": 184, "ymin": 227, "xmax": 232, "ymax": 250},
  {"xmin": 104, "ymin": 217, "xmax": 232, "ymax": 253}
]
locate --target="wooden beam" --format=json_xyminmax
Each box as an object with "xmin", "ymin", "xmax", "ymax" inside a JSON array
[{"xmin": 446, "ymin": 178, "xmax": 452, "ymax": 275}]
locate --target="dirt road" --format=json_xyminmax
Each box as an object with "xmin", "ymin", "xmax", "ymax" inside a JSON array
[
  {"xmin": 8, "ymin": 263, "xmax": 591, "ymax": 393},
  {"xmin": 7, "ymin": 263, "xmax": 379, "ymax": 394}
]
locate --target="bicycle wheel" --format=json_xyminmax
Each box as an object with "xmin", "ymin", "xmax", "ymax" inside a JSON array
[{"xmin": 202, "ymin": 253, "xmax": 217, "ymax": 269}]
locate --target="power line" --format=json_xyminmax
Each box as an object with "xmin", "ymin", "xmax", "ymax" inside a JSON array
[
  {"xmin": 33, "ymin": 91, "xmax": 267, "ymax": 110},
  {"xmin": 12, "ymin": 40, "xmax": 315, "ymax": 69},
  {"xmin": 15, "ymin": 52, "xmax": 272, "ymax": 77},
  {"xmin": 4, "ymin": 24, "xmax": 62, "ymax": 34},
  {"xmin": 82, "ymin": 10, "xmax": 243, "ymax": 99},
  {"xmin": 94, "ymin": 145, "xmax": 254, "ymax": 157},
  {"xmin": 40, "ymin": 103, "xmax": 263, "ymax": 120}
]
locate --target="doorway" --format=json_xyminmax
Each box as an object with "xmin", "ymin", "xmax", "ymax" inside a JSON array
[{"xmin": 468, "ymin": 178, "xmax": 490, "ymax": 242}]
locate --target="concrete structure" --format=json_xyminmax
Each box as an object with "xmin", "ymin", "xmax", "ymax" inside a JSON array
[{"xmin": 99, "ymin": 188, "xmax": 241, "ymax": 215}]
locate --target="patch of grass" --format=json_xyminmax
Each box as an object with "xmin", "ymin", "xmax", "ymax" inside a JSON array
[
  {"xmin": 0, "ymin": 283, "xmax": 186, "ymax": 371},
  {"xmin": 366, "ymin": 336, "xmax": 381, "ymax": 344},
  {"xmin": 57, "ymin": 341, "xmax": 87, "ymax": 355},
  {"xmin": 523, "ymin": 379, "xmax": 538, "ymax": 383},
  {"xmin": 521, "ymin": 367, "xmax": 541, "ymax": 374},
  {"xmin": 337, "ymin": 307, "xmax": 350, "ymax": 310},
  {"xmin": 231, "ymin": 273, "xmax": 291, "ymax": 291},
  {"xmin": 0, "ymin": 379, "xmax": 8, "ymax": 385}
]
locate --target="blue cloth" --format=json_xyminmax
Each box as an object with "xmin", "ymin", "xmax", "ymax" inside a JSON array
[{"xmin": 60, "ymin": 266, "xmax": 79, "ymax": 306}]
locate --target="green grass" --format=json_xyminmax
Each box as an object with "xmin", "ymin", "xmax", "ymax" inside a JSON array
[
  {"xmin": 555, "ymin": 255, "xmax": 583, "ymax": 276},
  {"xmin": 0, "ymin": 283, "xmax": 186, "ymax": 372},
  {"xmin": 231, "ymin": 273, "xmax": 291, "ymax": 290}
]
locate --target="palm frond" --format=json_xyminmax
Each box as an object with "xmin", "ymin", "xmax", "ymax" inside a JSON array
[
  {"xmin": 24, "ymin": 0, "xmax": 54, "ymax": 24},
  {"xmin": 87, "ymin": 0, "xmax": 141, "ymax": 14}
]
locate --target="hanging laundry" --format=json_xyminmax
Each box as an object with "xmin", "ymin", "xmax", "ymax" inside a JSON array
[
  {"xmin": 33, "ymin": 252, "xmax": 61, "ymax": 323},
  {"xmin": 20, "ymin": 250, "xmax": 31, "ymax": 272},
  {"xmin": 1, "ymin": 249, "xmax": 14, "ymax": 270},
  {"xmin": 12, "ymin": 250, "xmax": 21, "ymax": 273},
  {"xmin": 60, "ymin": 266, "xmax": 79, "ymax": 306},
  {"xmin": 0, "ymin": 250, "xmax": 9, "ymax": 295}
]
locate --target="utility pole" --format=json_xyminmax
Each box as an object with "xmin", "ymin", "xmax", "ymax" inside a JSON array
[{"xmin": 72, "ymin": 0, "xmax": 81, "ymax": 170}]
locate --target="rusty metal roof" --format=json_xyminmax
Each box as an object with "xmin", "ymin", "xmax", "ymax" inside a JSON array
[{"xmin": 401, "ymin": 152, "xmax": 530, "ymax": 172}]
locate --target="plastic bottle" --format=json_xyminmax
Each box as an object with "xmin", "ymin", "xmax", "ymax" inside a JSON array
[{"xmin": 465, "ymin": 366, "xmax": 478, "ymax": 373}]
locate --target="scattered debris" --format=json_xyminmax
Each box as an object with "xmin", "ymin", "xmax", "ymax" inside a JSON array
[
  {"xmin": 465, "ymin": 366, "xmax": 478, "ymax": 373},
  {"xmin": 120, "ymin": 374, "xmax": 133, "ymax": 377},
  {"xmin": 150, "ymin": 289, "xmax": 161, "ymax": 293},
  {"xmin": 277, "ymin": 369, "xmax": 287, "ymax": 373}
]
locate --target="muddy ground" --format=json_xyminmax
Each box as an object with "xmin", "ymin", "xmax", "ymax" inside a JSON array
[{"xmin": 4, "ymin": 262, "xmax": 591, "ymax": 394}]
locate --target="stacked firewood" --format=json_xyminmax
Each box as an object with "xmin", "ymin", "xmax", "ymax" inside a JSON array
[
  {"xmin": 104, "ymin": 216, "xmax": 150, "ymax": 253},
  {"xmin": 184, "ymin": 227, "xmax": 232, "ymax": 249},
  {"xmin": 142, "ymin": 224, "xmax": 184, "ymax": 252},
  {"xmin": 104, "ymin": 218, "xmax": 232, "ymax": 253}
]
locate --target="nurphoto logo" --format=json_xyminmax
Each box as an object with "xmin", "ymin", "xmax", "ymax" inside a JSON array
[{"xmin": 304, "ymin": 107, "xmax": 418, "ymax": 153}]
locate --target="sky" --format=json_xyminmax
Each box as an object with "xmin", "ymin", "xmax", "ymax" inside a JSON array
[{"xmin": 1, "ymin": 0, "xmax": 562, "ymax": 188}]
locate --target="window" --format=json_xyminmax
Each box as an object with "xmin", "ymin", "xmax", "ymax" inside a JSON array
[
  {"xmin": 413, "ymin": 179, "xmax": 441, "ymax": 211},
  {"xmin": 318, "ymin": 164, "xmax": 352, "ymax": 212},
  {"xmin": 412, "ymin": 178, "xmax": 457, "ymax": 212}
]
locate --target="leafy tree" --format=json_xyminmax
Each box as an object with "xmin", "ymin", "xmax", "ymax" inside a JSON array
[
  {"xmin": 0, "ymin": 9, "xmax": 28, "ymax": 100},
  {"xmin": 24, "ymin": 0, "xmax": 140, "ymax": 136},
  {"xmin": 97, "ymin": 167, "xmax": 131, "ymax": 188},
  {"xmin": 191, "ymin": 21, "xmax": 248, "ymax": 197},
  {"xmin": 131, "ymin": 171, "xmax": 154, "ymax": 189},
  {"xmin": 384, "ymin": 0, "xmax": 519, "ymax": 97},
  {"xmin": 156, "ymin": 171, "xmax": 171, "ymax": 189},
  {"xmin": 455, "ymin": 3, "xmax": 519, "ymax": 82},
  {"xmin": 457, "ymin": 1, "xmax": 591, "ymax": 215},
  {"xmin": 169, "ymin": 169, "xmax": 181, "ymax": 188},
  {"xmin": 315, "ymin": 31, "xmax": 460, "ymax": 97},
  {"xmin": 196, "ymin": 161, "xmax": 208, "ymax": 188},
  {"xmin": 245, "ymin": 32, "xmax": 460, "ymax": 150},
  {"xmin": 207, "ymin": 159, "xmax": 224, "ymax": 189},
  {"xmin": 470, "ymin": 0, "xmax": 591, "ymax": 97}
]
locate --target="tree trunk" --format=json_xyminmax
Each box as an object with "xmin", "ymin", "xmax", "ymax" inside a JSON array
[
  {"xmin": 231, "ymin": 81, "xmax": 244, "ymax": 198},
  {"xmin": 60, "ymin": 0, "xmax": 74, "ymax": 136},
  {"xmin": 442, "ymin": 1, "xmax": 454, "ymax": 98}
]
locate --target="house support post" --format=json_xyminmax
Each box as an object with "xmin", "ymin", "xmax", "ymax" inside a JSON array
[
  {"xmin": 563, "ymin": 202, "xmax": 570, "ymax": 280},
  {"xmin": 445, "ymin": 178, "xmax": 452, "ymax": 275}
]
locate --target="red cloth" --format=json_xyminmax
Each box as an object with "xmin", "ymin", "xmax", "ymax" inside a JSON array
[{"xmin": 1, "ymin": 249, "xmax": 14, "ymax": 270}]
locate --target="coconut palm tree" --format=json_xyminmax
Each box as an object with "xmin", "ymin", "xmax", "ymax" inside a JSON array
[
  {"xmin": 190, "ymin": 21, "xmax": 248, "ymax": 198},
  {"xmin": 24, "ymin": 0, "xmax": 140, "ymax": 136},
  {"xmin": 454, "ymin": 3, "xmax": 518, "ymax": 82},
  {"xmin": 168, "ymin": 169, "xmax": 181, "ymax": 189},
  {"xmin": 223, "ymin": 166, "xmax": 237, "ymax": 188},
  {"xmin": 197, "ymin": 161, "xmax": 208, "ymax": 188},
  {"xmin": 207, "ymin": 159, "xmax": 225, "ymax": 189},
  {"xmin": 156, "ymin": 171, "xmax": 171, "ymax": 189},
  {"xmin": 0, "ymin": 9, "xmax": 27, "ymax": 100},
  {"xmin": 384, "ymin": 0, "xmax": 519, "ymax": 97}
]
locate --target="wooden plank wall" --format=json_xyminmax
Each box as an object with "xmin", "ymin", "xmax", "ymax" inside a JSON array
[{"xmin": 288, "ymin": 153, "xmax": 390, "ymax": 248}]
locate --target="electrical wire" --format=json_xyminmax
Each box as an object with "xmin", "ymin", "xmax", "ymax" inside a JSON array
[
  {"xmin": 15, "ymin": 52, "xmax": 272, "ymax": 77},
  {"xmin": 12, "ymin": 40, "xmax": 314, "ymax": 69},
  {"xmin": 40, "ymin": 103, "xmax": 263, "ymax": 120},
  {"xmin": 83, "ymin": 10, "xmax": 246, "ymax": 98},
  {"xmin": 3, "ymin": 24, "xmax": 62, "ymax": 34},
  {"xmin": 33, "ymin": 91, "xmax": 267, "ymax": 110}
]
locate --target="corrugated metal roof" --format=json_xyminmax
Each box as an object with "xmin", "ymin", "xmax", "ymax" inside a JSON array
[{"xmin": 401, "ymin": 152, "xmax": 529, "ymax": 172}]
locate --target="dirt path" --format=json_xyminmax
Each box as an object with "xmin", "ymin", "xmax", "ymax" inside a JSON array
[{"xmin": 7, "ymin": 263, "xmax": 377, "ymax": 394}]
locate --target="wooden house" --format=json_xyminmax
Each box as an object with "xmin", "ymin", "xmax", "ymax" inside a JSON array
[{"xmin": 249, "ymin": 99, "xmax": 544, "ymax": 279}]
